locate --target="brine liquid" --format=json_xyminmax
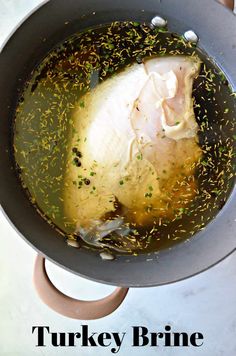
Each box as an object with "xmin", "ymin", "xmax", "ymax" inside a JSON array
[{"xmin": 14, "ymin": 21, "xmax": 236, "ymax": 254}]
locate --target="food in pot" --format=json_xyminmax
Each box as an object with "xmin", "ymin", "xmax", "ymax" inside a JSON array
[
  {"xmin": 65, "ymin": 56, "xmax": 202, "ymax": 234},
  {"xmin": 14, "ymin": 21, "xmax": 236, "ymax": 254}
]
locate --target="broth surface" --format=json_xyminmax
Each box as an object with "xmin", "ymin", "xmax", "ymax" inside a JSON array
[{"xmin": 14, "ymin": 22, "xmax": 236, "ymax": 254}]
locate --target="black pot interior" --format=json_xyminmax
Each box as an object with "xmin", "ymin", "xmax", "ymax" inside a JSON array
[{"xmin": 0, "ymin": 0, "xmax": 235, "ymax": 287}]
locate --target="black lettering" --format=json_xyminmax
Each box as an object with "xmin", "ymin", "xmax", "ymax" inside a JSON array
[
  {"xmin": 51, "ymin": 332, "xmax": 66, "ymax": 347},
  {"xmin": 173, "ymin": 333, "xmax": 189, "ymax": 347},
  {"xmin": 97, "ymin": 333, "xmax": 111, "ymax": 347},
  {"xmin": 133, "ymin": 326, "xmax": 149, "ymax": 346},
  {"xmin": 32, "ymin": 326, "xmax": 50, "ymax": 347},
  {"xmin": 81, "ymin": 325, "xmax": 97, "ymax": 346},
  {"xmin": 190, "ymin": 333, "xmax": 204, "ymax": 347},
  {"xmin": 68, "ymin": 332, "xmax": 81, "ymax": 347},
  {"xmin": 150, "ymin": 332, "xmax": 163, "ymax": 346},
  {"xmin": 111, "ymin": 333, "xmax": 126, "ymax": 354},
  {"xmin": 164, "ymin": 325, "xmax": 172, "ymax": 346}
]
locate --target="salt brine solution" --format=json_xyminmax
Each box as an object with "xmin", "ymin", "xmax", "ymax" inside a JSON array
[{"xmin": 14, "ymin": 22, "xmax": 236, "ymax": 254}]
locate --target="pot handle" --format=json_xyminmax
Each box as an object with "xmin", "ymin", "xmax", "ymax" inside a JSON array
[
  {"xmin": 33, "ymin": 255, "xmax": 129, "ymax": 320},
  {"xmin": 218, "ymin": 0, "xmax": 234, "ymax": 10}
]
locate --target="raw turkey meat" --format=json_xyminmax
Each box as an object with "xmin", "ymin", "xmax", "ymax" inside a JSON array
[{"xmin": 64, "ymin": 55, "xmax": 202, "ymax": 232}]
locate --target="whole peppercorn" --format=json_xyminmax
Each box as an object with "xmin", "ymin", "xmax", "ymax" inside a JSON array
[
  {"xmin": 72, "ymin": 147, "xmax": 78, "ymax": 153},
  {"xmin": 73, "ymin": 158, "xmax": 81, "ymax": 167},
  {"xmin": 84, "ymin": 178, "xmax": 91, "ymax": 185},
  {"xmin": 76, "ymin": 151, "xmax": 82, "ymax": 158}
]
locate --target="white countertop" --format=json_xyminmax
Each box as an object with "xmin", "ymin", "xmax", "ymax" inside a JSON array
[{"xmin": 0, "ymin": 1, "xmax": 236, "ymax": 355}]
